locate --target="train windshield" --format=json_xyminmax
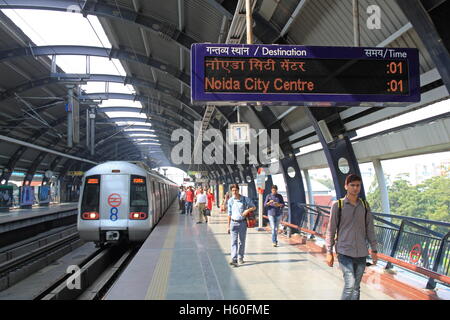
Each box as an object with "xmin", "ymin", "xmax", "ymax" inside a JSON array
[
  {"xmin": 81, "ymin": 175, "xmax": 101, "ymax": 212},
  {"xmin": 130, "ymin": 175, "xmax": 148, "ymax": 207}
]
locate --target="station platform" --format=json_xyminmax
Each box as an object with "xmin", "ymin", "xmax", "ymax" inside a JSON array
[
  {"xmin": 105, "ymin": 201, "xmax": 448, "ymax": 300},
  {"xmin": 0, "ymin": 203, "xmax": 77, "ymax": 225}
]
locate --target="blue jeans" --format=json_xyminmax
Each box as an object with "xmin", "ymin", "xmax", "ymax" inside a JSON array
[
  {"xmin": 230, "ymin": 220, "xmax": 247, "ymax": 261},
  {"xmin": 185, "ymin": 201, "xmax": 193, "ymax": 215},
  {"xmin": 337, "ymin": 254, "xmax": 366, "ymax": 300},
  {"xmin": 268, "ymin": 215, "xmax": 281, "ymax": 243}
]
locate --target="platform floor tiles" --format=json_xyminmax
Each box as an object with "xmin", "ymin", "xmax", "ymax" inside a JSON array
[{"xmin": 106, "ymin": 202, "xmax": 393, "ymax": 300}]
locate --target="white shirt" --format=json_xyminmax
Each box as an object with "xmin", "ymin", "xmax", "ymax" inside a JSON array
[
  {"xmin": 196, "ymin": 193, "xmax": 207, "ymax": 204},
  {"xmin": 180, "ymin": 191, "xmax": 186, "ymax": 200}
]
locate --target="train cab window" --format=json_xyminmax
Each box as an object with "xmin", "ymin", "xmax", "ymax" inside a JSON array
[
  {"xmin": 81, "ymin": 175, "xmax": 101, "ymax": 212},
  {"xmin": 130, "ymin": 175, "xmax": 148, "ymax": 207}
]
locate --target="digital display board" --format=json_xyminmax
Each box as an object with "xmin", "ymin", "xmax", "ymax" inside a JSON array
[{"xmin": 191, "ymin": 44, "xmax": 420, "ymax": 104}]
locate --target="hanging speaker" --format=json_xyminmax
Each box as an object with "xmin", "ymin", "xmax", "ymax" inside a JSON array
[{"xmin": 317, "ymin": 120, "xmax": 334, "ymax": 144}]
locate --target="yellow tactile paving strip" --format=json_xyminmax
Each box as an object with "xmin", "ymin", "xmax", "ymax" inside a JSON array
[{"xmin": 145, "ymin": 209, "xmax": 179, "ymax": 300}]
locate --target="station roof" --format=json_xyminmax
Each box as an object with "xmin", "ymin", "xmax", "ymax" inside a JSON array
[{"xmin": 0, "ymin": 0, "xmax": 448, "ymax": 180}]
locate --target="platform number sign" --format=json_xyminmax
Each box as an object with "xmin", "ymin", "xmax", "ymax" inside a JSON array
[{"xmin": 229, "ymin": 123, "xmax": 250, "ymax": 144}]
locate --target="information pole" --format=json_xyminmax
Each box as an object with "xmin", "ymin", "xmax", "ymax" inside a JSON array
[{"xmin": 256, "ymin": 167, "xmax": 266, "ymax": 231}]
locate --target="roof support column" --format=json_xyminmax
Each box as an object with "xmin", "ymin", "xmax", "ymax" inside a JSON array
[
  {"xmin": 248, "ymin": 106, "xmax": 307, "ymax": 235},
  {"xmin": 67, "ymin": 86, "xmax": 74, "ymax": 148},
  {"xmin": 244, "ymin": 167, "xmax": 257, "ymax": 202},
  {"xmin": 305, "ymin": 108, "xmax": 365, "ymax": 199},
  {"xmin": 303, "ymin": 169, "xmax": 314, "ymax": 206},
  {"xmin": 373, "ymin": 159, "xmax": 391, "ymax": 216}
]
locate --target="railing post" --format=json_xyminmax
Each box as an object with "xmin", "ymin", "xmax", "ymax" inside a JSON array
[
  {"xmin": 426, "ymin": 232, "xmax": 450, "ymax": 290},
  {"xmin": 311, "ymin": 207, "xmax": 322, "ymax": 236},
  {"xmin": 386, "ymin": 220, "xmax": 406, "ymax": 270}
]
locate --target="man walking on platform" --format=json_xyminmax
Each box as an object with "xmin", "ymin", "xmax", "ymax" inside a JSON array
[
  {"xmin": 325, "ymin": 174, "xmax": 378, "ymax": 300},
  {"xmin": 195, "ymin": 187, "xmax": 208, "ymax": 224},
  {"xmin": 227, "ymin": 184, "xmax": 256, "ymax": 267},
  {"xmin": 179, "ymin": 186, "xmax": 186, "ymax": 214},
  {"xmin": 264, "ymin": 185, "xmax": 284, "ymax": 247},
  {"xmin": 185, "ymin": 186, "xmax": 194, "ymax": 216}
]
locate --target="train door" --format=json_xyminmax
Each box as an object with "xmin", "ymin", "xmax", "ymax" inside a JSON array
[
  {"xmin": 152, "ymin": 181, "xmax": 160, "ymax": 224},
  {"xmin": 158, "ymin": 182, "xmax": 164, "ymax": 218},
  {"xmin": 99, "ymin": 174, "xmax": 129, "ymax": 232},
  {"xmin": 164, "ymin": 184, "xmax": 168, "ymax": 209},
  {"xmin": 147, "ymin": 178, "xmax": 155, "ymax": 228}
]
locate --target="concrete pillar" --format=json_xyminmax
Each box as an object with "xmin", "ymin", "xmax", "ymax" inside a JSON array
[
  {"xmin": 67, "ymin": 87, "xmax": 74, "ymax": 148},
  {"xmin": 303, "ymin": 169, "xmax": 314, "ymax": 205},
  {"xmin": 373, "ymin": 159, "xmax": 390, "ymax": 215}
]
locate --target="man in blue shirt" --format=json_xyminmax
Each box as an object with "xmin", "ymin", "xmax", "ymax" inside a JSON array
[
  {"xmin": 264, "ymin": 185, "xmax": 285, "ymax": 247},
  {"xmin": 227, "ymin": 184, "xmax": 256, "ymax": 267}
]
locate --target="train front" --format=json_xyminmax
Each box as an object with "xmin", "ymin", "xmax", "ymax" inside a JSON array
[{"xmin": 77, "ymin": 162, "xmax": 151, "ymax": 245}]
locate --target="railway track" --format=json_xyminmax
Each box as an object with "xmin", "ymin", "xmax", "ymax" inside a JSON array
[
  {"xmin": 34, "ymin": 243, "xmax": 140, "ymax": 300},
  {"xmin": 0, "ymin": 225, "xmax": 82, "ymax": 290}
]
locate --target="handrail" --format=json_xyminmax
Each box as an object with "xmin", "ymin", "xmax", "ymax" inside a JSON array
[
  {"xmin": 259, "ymin": 202, "xmax": 450, "ymax": 288},
  {"xmin": 298, "ymin": 203, "xmax": 450, "ymax": 228}
]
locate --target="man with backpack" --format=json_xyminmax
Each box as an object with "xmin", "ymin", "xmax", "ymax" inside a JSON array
[{"xmin": 325, "ymin": 174, "xmax": 378, "ymax": 300}]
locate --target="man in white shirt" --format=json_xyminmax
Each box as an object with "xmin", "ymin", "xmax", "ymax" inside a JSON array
[{"xmin": 195, "ymin": 187, "xmax": 208, "ymax": 224}]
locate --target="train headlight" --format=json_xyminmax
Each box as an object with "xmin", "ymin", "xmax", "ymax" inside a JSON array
[
  {"xmin": 129, "ymin": 212, "xmax": 148, "ymax": 220},
  {"xmin": 82, "ymin": 212, "xmax": 100, "ymax": 220}
]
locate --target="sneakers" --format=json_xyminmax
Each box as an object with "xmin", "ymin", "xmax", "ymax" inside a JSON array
[
  {"xmin": 273, "ymin": 242, "xmax": 278, "ymax": 247},
  {"xmin": 229, "ymin": 260, "xmax": 238, "ymax": 267},
  {"xmin": 238, "ymin": 258, "xmax": 245, "ymax": 264},
  {"xmin": 196, "ymin": 221, "xmax": 203, "ymax": 224}
]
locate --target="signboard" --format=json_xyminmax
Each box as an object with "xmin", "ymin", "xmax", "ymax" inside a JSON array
[
  {"xmin": 409, "ymin": 244, "xmax": 422, "ymax": 264},
  {"xmin": 20, "ymin": 186, "xmax": 34, "ymax": 206},
  {"xmin": 187, "ymin": 171, "xmax": 208, "ymax": 177},
  {"xmin": 38, "ymin": 185, "xmax": 51, "ymax": 205},
  {"xmin": 191, "ymin": 44, "xmax": 420, "ymax": 104},
  {"xmin": 183, "ymin": 178, "xmax": 192, "ymax": 182},
  {"xmin": 44, "ymin": 170, "xmax": 53, "ymax": 179},
  {"xmin": 256, "ymin": 168, "xmax": 266, "ymax": 190},
  {"xmin": 108, "ymin": 193, "xmax": 122, "ymax": 207},
  {"xmin": 68, "ymin": 171, "xmax": 84, "ymax": 176},
  {"xmin": 0, "ymin": 185, "xmax": 13, "ymax": 210},
  {"xmin": 229, "ymin": 123, "xmax": 251, "ymax": 144}
]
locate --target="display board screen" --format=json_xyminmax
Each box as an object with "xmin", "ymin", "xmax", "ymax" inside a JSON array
[{"xmin": 191, "ymin": 44, "xmax": 420, "ymax": 104}]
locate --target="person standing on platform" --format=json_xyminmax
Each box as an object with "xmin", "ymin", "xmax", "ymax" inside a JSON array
[
  {"xmin": 185, "ymin": 186, "xmax": 194, "ymax": 216},
  {"xmin": 195, "ymin": 187, "xmax": 207, "ymax": 224},
  {"xmin": 179, "ymin": 186, "xmax": 186, "ymax": 215},
  {"xmin": 325, "ymin": 174, "xmax": 378, "ymax": 300},
  {"xmin": 206, "ymin": 187, "xmax": 215, "ymax": 218},
  {"xmin": 227, "ymin": 184, "xmax": 256, "ymax": 267},
  {"xmin": 264, "ymin": 185, "xmax": 285, "ymax": 247}
]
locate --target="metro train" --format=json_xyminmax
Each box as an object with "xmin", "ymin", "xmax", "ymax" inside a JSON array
[{"xmin": 77, "ymin": 161, "xmax": 178, "ymax": 245}]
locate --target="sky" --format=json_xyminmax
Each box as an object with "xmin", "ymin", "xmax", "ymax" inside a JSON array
[{"xmin": 2, "ymin": 8, "xmax": 449, "ymax": 189}]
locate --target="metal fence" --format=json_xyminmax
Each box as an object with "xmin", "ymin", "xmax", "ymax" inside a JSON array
[{"xmin": 260, "ymin": 201, "xmax": 450, "ymax": 289}]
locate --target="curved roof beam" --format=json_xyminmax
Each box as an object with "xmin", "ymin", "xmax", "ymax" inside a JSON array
[
  {"xmin": 80, "ymin": 92, "xmax": 202, "ymax": 119},
  {"xmin": 0, "ymin": 74, "xmax": 192, "ymax": 108},
  {"xmin": 0, "ymin": 45, "xmax": 191, "ymax": 85},
  {"xmin": 97, "ymin": 106, "xmax": 194, "ymax": 129},
  {"xmin": 0, "ymin": 0, "xmax": 199, "ymax": 51}
]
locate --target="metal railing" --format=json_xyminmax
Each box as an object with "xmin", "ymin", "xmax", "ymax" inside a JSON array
[
  {"xmin": 250, "ymin": 198, "xmax": 450, "ymax": 289},
  {"xmin": 289, "ymin": 203, "xmax": 450, "ymax": 289}
]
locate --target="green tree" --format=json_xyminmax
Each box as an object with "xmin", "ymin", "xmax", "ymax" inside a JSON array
[
  {"xmin": 366, "ymin": 175, "xmax": 450, "ymax": 223},
  {"xmin": 315, "ymin": 178, "xmax": 334, "ymax": 191}
]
